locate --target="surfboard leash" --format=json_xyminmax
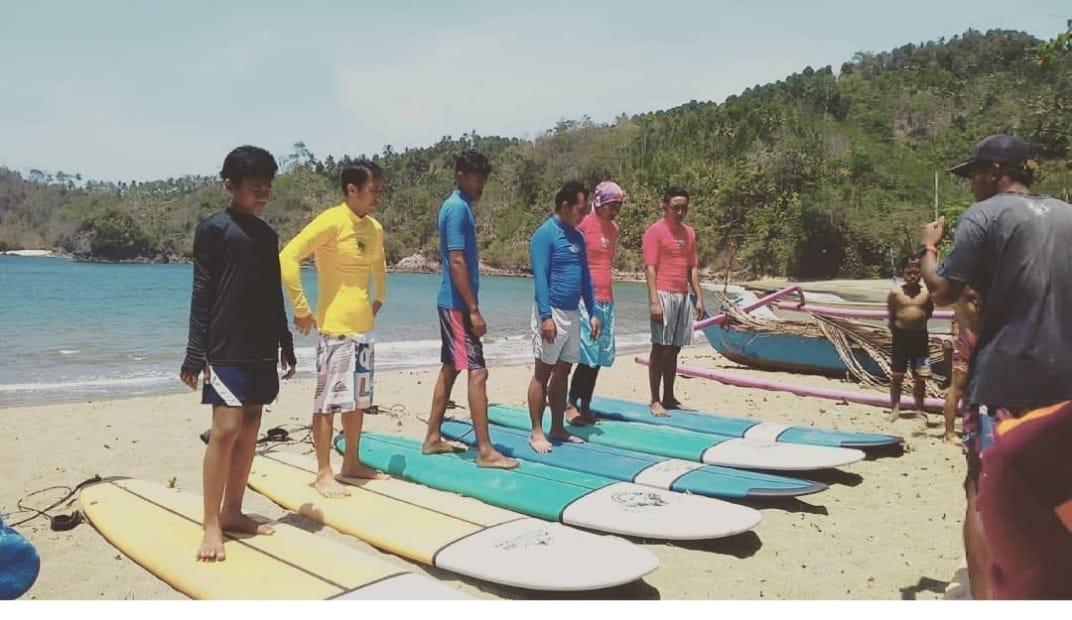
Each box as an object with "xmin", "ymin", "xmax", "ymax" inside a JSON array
[{"xmin": 3, "ymin": 475, "xmax": 102, "ymax": 531}]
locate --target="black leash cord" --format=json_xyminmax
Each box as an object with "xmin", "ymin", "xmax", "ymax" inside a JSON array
[{"xmin": 5, "ymin": 474, "xmax": 102, "ymax": 531}]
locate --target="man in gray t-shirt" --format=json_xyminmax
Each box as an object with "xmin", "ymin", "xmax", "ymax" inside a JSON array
[{"xmin": 920, "ymin": 134, "xmax": 1072, "ymax": 599}]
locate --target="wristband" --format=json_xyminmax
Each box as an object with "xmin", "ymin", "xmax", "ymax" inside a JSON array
[{"xmin": 916, "ymin": 244, "xmax": 938, "ymax": 258}]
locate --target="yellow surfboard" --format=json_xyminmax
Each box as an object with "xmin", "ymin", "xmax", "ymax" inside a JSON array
[
  {"xmin": 80, "ymin": 479, "xmax": 467, "ymax": 599},
  {"xmin": 248, "ymin": 452, "xmax": 659, "ymax": 591}
]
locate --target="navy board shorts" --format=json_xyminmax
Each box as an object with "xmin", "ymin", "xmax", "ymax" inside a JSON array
[{"xmin": 202, "ymin": 361, "xmax": 279, "ymax": 406}]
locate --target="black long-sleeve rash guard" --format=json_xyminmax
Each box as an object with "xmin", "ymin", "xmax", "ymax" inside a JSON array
[{"xmin": 182, "ymin": 208, "xmax": 295, "ymax": 374}]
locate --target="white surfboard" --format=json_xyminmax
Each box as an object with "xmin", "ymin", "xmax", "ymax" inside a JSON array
[
  {"xmin": 700, "ymin": 438, "xmax": 864, "ymax": 470},
  {"xmin": 560, "ymin": 481, "xmax": 762, "ymax": 540},
  {"xmin": 249, "ymin": 452, "xmax": 659, "ymax": 591}
]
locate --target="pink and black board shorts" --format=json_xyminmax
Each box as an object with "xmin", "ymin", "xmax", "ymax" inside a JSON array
[{"xmin": 438, "ymin": 307, "xmax": 486, "ymax": 371}]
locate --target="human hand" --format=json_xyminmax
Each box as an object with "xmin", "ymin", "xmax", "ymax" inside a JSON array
[
  {"xmin": 294, "ymin": 314, "xmax": 316, "ymax": 336},
  {"xmin": 921, "ymin": 216, "xmax": 946, "ymax": 247},
  {"xmin": 281, "ymin": 348, "xmax": 297, "ymax": 380},
  {"xmin": 469, "ymin": 309, "xmax": 487, "ymax": 338},
  {"xmin": 589, "ymin": 316, "xmax": 602, "ymax": 341},
  {"xmin": 540, "ymin": 317, "xmax": 557, "ymax": 343},
  {"xmin": 180, "ymin": 365, "xmax": 209, "ymax": 390},
  {"xmin": 650, "ymin": 301, "xmax": 664, "ymax": 323}
]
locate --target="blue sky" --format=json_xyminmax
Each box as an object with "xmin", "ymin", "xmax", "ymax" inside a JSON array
[{"xmin": 1, "ymin": 1, "xmax": 1068, "ymax": 181}]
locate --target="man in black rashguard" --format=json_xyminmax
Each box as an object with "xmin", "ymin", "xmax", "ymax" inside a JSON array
[{"xmin": 180, "ymin": 145, "xmax": 296, "ymax": 562}]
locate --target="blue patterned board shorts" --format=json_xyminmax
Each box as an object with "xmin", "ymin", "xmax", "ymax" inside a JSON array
[{"xmin": 578, "ymin": 300, "xmax": 615, "ymax": 368}]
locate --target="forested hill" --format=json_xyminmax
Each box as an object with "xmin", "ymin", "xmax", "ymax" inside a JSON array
[{"xmin": 2, "ymin": 26, "xmax": 1070, "ymax": 278}]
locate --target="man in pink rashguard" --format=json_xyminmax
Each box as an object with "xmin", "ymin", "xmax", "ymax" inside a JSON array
[
  {"xmin": 566, "ymin": 180, "xmax": 625, "ymax": 425},
  {"xmin": 643, "ymin": 187, "xmax": 704, "ymax": 417}
]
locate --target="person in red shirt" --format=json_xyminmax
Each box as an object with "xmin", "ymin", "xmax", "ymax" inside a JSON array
[
  {"xmin": 643, "ymin": 187, "xmax": 704, "ymax": 416},
  {"xmin": 566, "ymin": 180, "xmax": 624, "ymax": 425}
]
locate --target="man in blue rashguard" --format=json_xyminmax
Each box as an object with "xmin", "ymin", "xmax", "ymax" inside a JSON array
[{"xmin": 526, "ymin": 181, "xmax": 602, "ymax": 453}]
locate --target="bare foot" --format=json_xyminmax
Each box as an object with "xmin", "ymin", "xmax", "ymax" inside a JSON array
[
  {"xmin": 529, "ymin": 431, "xmax": 554, "ymax": 454},
  {"xmin": 314, "ymin": 471, "xmax": 352, "ymax": 498},
  {"xmin": 649, "ymin": 401, "xmax": 669, "ymax": 417},
  {"xmin": 339, "ymin": 463, "xmax": 389, "ymax": 480},
  {"xmin": 422, "ymin": 439, "xmax": 466, "ymax": 454},
  {"xmin": 662, "ymin": 398, "xmax": 684, "ymax": 410},
  {"xmin": 475, "ymin": 449, "xmax": 519, "ymax": 469},
  {"xmin": 943, "ymin": 432, "xmax": 961, "ymax": 445},
  {"xmin": 887, "ymin": 407, "xmax": 900, "ymax": 423},
  {"xmin": 197, "ymin": 525, "xmax": 226, "ymax": 562},
  {"xmin": 549, "ymin": 431, "xmax": 585, "ymax": 445},
  {"xmin": 220, "ymin": 512, "xmax": 275, "ymax": 536},
  {"xmin": 565, "ymin": 403, "xmax": 587, "ymax": 425},
  {"xmin": 566, "ymin": 404, "xmax": 594, "ymax": 426}
]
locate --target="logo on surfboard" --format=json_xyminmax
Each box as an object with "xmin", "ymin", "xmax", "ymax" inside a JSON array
[
  {"xmin": 495, "ymin": 528, "xmax": 553, "ymax": 550},
  {"xmin": 611, "ymin": 490, "xmax": 669, "ymax": 510}
]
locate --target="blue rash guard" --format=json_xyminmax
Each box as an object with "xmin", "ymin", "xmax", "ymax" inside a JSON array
[{"xmin": 530, "ymin": 216, "xmax": 598, "ymax": 321}]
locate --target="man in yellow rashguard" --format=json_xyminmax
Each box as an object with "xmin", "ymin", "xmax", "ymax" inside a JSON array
[{"xmin": 280, "ymin": 160, "xmax": 389, "ymax": 497}]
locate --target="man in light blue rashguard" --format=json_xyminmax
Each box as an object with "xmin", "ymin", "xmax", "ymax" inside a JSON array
[{"xmin": 526, "ymin": 181, "xmax": 602, "ymax": 453}]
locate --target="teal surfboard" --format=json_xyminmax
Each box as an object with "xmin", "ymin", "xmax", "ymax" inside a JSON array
[
  {"xmin": 439, "ymin": 418, "xmax": 825, "ymax": 499},
  {"xmin": 338, "ymin": 433, "xmax": 761, "ymax": 540},
  {"xmin": 487, "ymin": 404, "xmax": 864, "ymax": 471},
  {"xmin": 589, "ymin": 396, "xmax": 903, "ymax": 448}
]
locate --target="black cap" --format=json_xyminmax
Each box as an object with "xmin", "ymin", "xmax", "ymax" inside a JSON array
[{"xmin": 948, "ymin": 134, "xmax": 1033, "ymax": 178}]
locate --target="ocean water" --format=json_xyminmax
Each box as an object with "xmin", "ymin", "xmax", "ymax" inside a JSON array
[{"xmin": 0, "ymin": 256, "xmax": 656, "ymax": 406}]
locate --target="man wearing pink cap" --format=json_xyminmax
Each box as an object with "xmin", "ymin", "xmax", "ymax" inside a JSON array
[
  {"xmin": 566, "ymin": 180, "xmax": 624, "ymax": 425},
  {"xmin": 643, "ymin": 187, "xmax": 704, "ymax": 417}
]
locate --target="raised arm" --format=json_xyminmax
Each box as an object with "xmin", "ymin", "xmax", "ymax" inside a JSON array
[{"xmin": 920, "ymin": 215, "xmax": 975, "ymax": 307}]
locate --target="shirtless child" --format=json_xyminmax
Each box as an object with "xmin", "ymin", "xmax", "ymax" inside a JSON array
[
  {"xmin": 942, "ymin": 287, "xmax": 982, "ymax": 442},
  {"xmin": 887, "ymin": 257, "xmax": 934, "ymax": 422}
]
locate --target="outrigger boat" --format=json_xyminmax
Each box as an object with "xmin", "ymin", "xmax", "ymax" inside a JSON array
[
  {"xmin": 696, "ymin": 286, "xmax": 948, "ymax": 379},
  {"xmin": 665, "ymin": 286, "xmax": 945, "ymax": 411}
]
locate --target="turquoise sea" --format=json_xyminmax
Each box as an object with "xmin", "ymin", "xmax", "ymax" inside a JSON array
[{"xmin": 0, "ymin": 255, "xmax": 657, "ymax": 406}]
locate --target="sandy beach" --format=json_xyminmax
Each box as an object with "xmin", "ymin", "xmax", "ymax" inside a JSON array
[{"xmin": 3, "ymin": 327, "xmax": 969, "ymax": 600}]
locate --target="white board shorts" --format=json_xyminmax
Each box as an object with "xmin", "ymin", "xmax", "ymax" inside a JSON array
[
  {"xmin": 313, "ymin": 332, "xmax": 375, "ymax": 414},
  {"xmin": 531, "ymin": 306, "xmax": 581, "ymax": 365}
]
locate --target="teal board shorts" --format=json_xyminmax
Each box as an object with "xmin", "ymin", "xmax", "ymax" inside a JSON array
[{"xmin": 579, "ymin": 300, "xmax": 615, "ymax": 367}]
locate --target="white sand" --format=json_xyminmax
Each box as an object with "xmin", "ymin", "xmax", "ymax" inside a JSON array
[{"xmin": 3, "ymin": 338, "xmax": 968, "ymax": 600}]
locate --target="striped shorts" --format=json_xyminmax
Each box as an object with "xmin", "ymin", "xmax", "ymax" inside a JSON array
[{"xmin": 651, "ymin": 291, "xmax": 694, "ymax": 347}]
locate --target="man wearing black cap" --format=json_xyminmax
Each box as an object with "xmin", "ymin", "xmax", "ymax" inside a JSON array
[{"xmin": 919, "ymin": 134, "xmax": 1072, "ymax": 599}]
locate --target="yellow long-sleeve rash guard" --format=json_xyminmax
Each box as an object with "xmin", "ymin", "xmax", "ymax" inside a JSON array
[{"xmin": 279, "ymin": 203, "xmax": 386, "ymax": 336}]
